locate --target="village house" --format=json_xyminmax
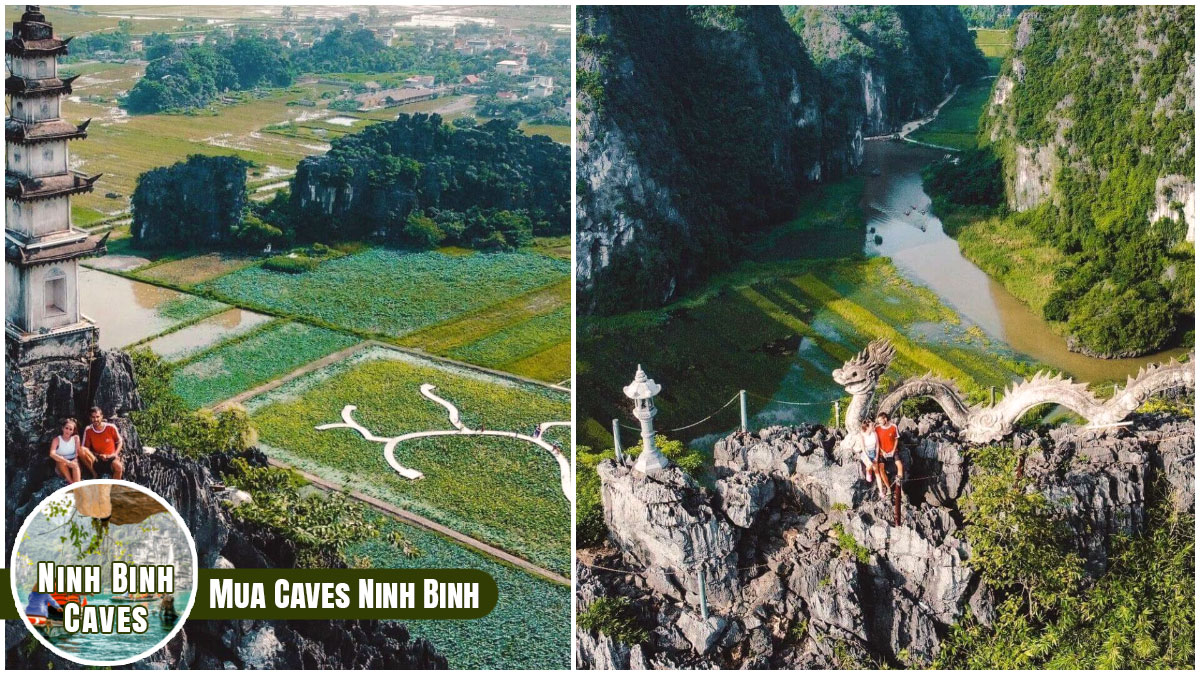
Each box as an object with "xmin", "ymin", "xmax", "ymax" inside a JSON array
[
  {"xmin": 464, "ymin": 37, "xmax": 491, "ymax": 54},
  {"xmin": 495, "ymin": 58, "xmax": 527, "ymax": 76},
  {"xmin": 526, "ymin": 76, "xmax": 554, "ymax": 98},
  {"xmin": 404, "ymin": 75, "xmax": 435, "ymax": 89},
  {"xmin": 354, "ymin": 86, "xmax": 439, "ymax": 110},
  {"xmin": 372, "ymin": 27, "xmax": 397, "ymax": 47},
  {"xmin": 128, "ymin": 38, "xmax": 143, "ymax": 52},
  {"xmin": 460, "ymin": 74, "xmax": 482, "ymax": 85}
]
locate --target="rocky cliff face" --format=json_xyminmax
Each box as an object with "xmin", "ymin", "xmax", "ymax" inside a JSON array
[
  {"xmin": 5, "ymin": 351, "xmax": 447, "ymax": 670},
  {"xmin": 982, "ymin": 6, "xmax": 1195, "ymax": 236},
  {"xmin": 577, "ymin": 6, "xmax": 985, "ymax": 313},
  {"xmin": 975, "ymin": 5, "xmax": 1195, "ymax": 358},
  {"xmin": 576, "ymin": 413, "xmax": 1194, "ymax": 668},
  {"xmin": 576, "ymin": 6, "xmax": 836, "ymax": 314},
  {"xmin": 788, "ymin": 6, "xmax": 988, "ymax": 137}
]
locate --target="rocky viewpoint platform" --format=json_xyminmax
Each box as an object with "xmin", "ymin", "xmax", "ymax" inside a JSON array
[
  {"xmin": 5, "ymin": 349, "xmax": 447, "ymax": 670},
  {"xmin": 576, "ymin": 412, "xmax": 1194, "ymax": 669}
]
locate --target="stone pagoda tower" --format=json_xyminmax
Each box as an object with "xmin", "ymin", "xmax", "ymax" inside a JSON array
[{"xmin": 6, "ymin": 5, "xmax": 105, "ymax": 366}]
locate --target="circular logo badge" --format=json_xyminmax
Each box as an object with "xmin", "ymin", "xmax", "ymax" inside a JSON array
[{"xmin": 10, "ymin": 480, "xmax": 199, "ymax": 666}]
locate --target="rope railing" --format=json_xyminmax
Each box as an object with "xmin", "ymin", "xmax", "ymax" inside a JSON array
[
  {"xmin": 616, "ymin": 390, "xmax": 839, "ymax": 435},
  {"xmin": 618, "ymin": 392, "xmax": 742, "ymax": 433}
]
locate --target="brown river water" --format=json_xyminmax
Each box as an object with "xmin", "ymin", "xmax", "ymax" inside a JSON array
[{"xmin": 862, "ymin": 141, "xmax": 1189, "ymax": 383}]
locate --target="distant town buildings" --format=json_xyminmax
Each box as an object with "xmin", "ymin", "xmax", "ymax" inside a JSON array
[
  {"xmin": 463, "ymin": 38, "xmax": 492, "ymax": 54},
  {"xmin": 496, "ymin": 58, "xmax": 527, "ymax": 76},
  {"xmin": 353, "ymin": 86, "xmax": 441, "ymax": 110},
  {"xmin": 526, "ymin": 76, "xmax": 554, "ymax": 98},
  {"xmin": 404, "ymin": 75, "xmax": 435, "ymax": 88}
]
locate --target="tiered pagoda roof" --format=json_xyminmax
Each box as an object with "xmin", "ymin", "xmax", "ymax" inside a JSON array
[
  {"xmin": 5, "ymin": 232, "xmax": 108, "ymax": 268},
  {"xmin": 4, "ymin": 74, "xmax": 80, "ymax": 97},
  {"xmin": 5, "ymin": 6, "xmax": 72, "ymax": 57},
  {"xmin": 5, "ymin": 117, "xmax": 90, "ymax": 143},
  {"xmin": 5, "ymin": 170, "xmax": 101, "ymax": 201}
]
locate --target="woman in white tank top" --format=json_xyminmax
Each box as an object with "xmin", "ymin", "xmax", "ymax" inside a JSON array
[
  {"xmin": 50, "ymin": 418, "xmax": 82, "ymax": 484},
  {"xmin": 853, "ymin": 419, "xmax": 887, "ymax": 497}
]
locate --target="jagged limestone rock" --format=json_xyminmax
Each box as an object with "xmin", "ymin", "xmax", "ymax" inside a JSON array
[
  {"xmin": 599, "ymin": 461, "xmax": 741, "ymax": 611},
  {"xmin": 715, "ymin": 472, "xmax": 775, "ymax": 529},
  {"xmin": 676, "ymin": 612, "xmax": 728, "ymax": 655},
  {"xmin": 580, "ymin": 413, "xmax": 1193, "ymax": 669}
]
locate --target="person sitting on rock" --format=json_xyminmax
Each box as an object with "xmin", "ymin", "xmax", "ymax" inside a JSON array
[
  {"xmin": 852, "ymin": 419, "xmax": 888, "ymax": 497},
  {"xmin": 49, "ymin": 418, "xmax": 82, "ymax": 484},
  {"xmin": 80, "ymin": 406, "xmax": 124, "ymax": 480},
  {"xmin": 874, "ymin": 411, "xmax": 903, "ymax": 489}
]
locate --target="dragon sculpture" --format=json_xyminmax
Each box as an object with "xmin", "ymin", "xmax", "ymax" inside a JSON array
[{"xmin": 834, "ymin": 338, "xmax": 1194, "ymax": 444}]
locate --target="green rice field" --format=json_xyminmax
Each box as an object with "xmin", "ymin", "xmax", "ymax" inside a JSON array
[
  {"xmin": 246, "ymin": 346, "xmax": 571, "ymax": 575},
  {"xmin": 349, "ymin": 517, "xmax": 569, "ymax": 670},
  {"xmin": 199, "ymin": 248, "xmax": 569, "ymax": 342},
  {"xmin": 170, "ymin": 321, "xmax": 360, "ymax": 409},
  {"xmin": 908, "ymin": 76, "xmax": 995, "ymax": 150},
  {"xmin": 578, "ymin": 256, "xmax": 1035, "ymax": 450},
  {"xmin": 973, "ymin": 28, "xmax": 1013, "ymax": 60}
]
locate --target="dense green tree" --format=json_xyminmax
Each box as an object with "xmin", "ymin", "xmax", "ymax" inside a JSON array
[
  {"xmin": 285, "ymin": 114, "xmax": 568, "ymax": 248},
  {"xmin": 131, "ymin": 155, "xmax": 250, "ymax": 247}
]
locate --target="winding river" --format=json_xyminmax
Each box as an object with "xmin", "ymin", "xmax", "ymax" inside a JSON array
[{"xmin": 862, "ymin": 140, "xmax": 1189, "ymax": 383}]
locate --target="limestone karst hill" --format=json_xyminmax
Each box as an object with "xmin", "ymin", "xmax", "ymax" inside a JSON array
[
  {"xmin": 974, "ymin": 5, "xmax": 1195, "ymax": 357},
  {"xmin": 575, "ymin": 413, "xmax": 1195, "ymax": 669},
  {"xmin": 576, "ymin": 5, "xmax": 986, "ymax": 313}
]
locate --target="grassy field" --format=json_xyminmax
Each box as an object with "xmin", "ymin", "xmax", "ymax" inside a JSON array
[
  {"xmin": 199, "ymin": 248, "xmax": 569, "ymax": 342},
  {"xmin": 349, "ymin": 516, "xmax": 569, "ymax": 669},
  {"xmin": 751, "ymin": 177, "xmax": 866, "ymax": 260},
  {"xmin": 4, "ymin": 6, "xmax": 182, "ymax": 36},
  {"xmin": 170, "ymin": 321, "xmax": 360, "ymax": 409},
  {"xmin": 973, "ymin": 28, "xmax": 1013, "ymax": 60},
  {"xmin": 519, "ymin": 123, "xmax": 571, "ymax": 144},
  {"xmin": 246, "ymin": 347, "xmax": 571, "ymax": 575},
  {"xmin": 578, "ymin": 246, "xmax": 1035, "ymax": 451},
  {"xmin": 398, "ymin": 279, "xmax": 571, "ymax": 380},
  {"xmin": 954, "ymin": 213, "xmax": 1066, "ymax": 315},
  {"xmin": 908, "ymin": 76, "xmax": 995, "ymax": 150},
  {"xmin": 447, "ymin": 306, "xmax": 570, "ymax": 371}
]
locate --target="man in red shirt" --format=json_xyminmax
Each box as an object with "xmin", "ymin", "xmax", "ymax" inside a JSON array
[
  {"xmin": 874, "ymin": 411, "xmax": 903, "ymax": 485},
  {"xmin": 81, "ymin": 406, "xmax": 124, "ymax": 479}
]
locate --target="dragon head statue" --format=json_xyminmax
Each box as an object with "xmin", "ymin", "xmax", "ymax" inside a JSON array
[{"xmin": 833, "ymin": 339, "xmax": 896, "ymax": 397}]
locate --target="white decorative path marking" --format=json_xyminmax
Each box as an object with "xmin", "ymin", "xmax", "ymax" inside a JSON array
[{"xmin": 315, "ymin": 384, "xmax": 574, "ymax": 502}]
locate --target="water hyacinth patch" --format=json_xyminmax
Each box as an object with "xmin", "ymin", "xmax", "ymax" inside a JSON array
[
  {"xmin": 199, "ymin": 248, "xmax": 568, "ymax": 339},
  {"xmin": 171, "ymin": 322, "xmax": 360, "ymax": 409}
]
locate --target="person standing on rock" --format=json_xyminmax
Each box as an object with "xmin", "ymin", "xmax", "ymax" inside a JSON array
[
  {"xmin": 875, "ymin": 411, "xmax": 903, "ymax": 489},
  {"xmin": 80, "ymin": 407, "xmax": 124, "ymax": 480},
  {"xmin": 49, "ymin": 418, "xmax": 83, "ymax": 484}
]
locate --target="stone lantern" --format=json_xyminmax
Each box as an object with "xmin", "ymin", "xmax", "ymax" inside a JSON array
[{"xmin": 624, "ymin": 365, "xmax": 669, "ymax": 474}]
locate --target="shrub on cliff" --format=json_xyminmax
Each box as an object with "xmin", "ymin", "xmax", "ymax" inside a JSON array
[{"xmin": 128, "ymin": 348, "xmax": 255, "ymax": 458}]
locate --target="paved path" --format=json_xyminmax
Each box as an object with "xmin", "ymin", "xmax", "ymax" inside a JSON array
[
  {"xmin": 317, "ymin": 384, "xmax": 574, "ymax": 502},
  {"xmin": 264, "ymin": 457, "xmax": 570, "ymax": 586}
]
